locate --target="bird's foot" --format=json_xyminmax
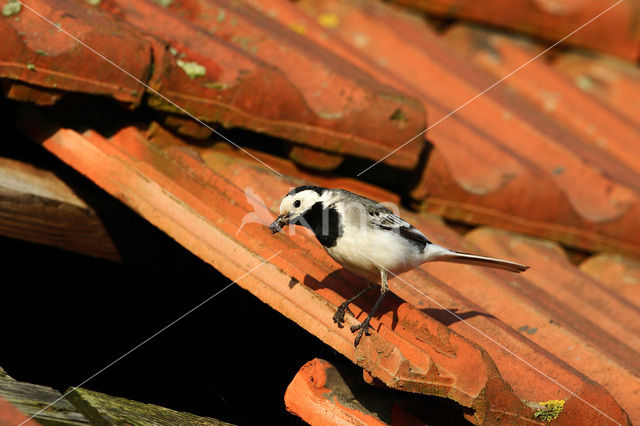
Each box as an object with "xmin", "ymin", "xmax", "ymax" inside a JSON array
[
  {"xmin": 351, "ymin": 318, "xmax": 372, "ymax": 347},
  {"xmin": 332, "ymin": 301, "xmax": 354, "ymax": 328}
]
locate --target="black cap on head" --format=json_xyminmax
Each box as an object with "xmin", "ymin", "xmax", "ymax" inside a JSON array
[{"xmin": 287, "ymin": 186, "xmax": 324, "ymax": 197}]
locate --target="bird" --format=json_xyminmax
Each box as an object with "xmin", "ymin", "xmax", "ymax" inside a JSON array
[{"xmin": 269, "ymin": 185, "xmax": 528, "ymax": 346}]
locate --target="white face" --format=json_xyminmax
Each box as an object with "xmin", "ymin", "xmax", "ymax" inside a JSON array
[
  {"xmin": 269, "ymin": 188, "xmax": 324, "ymax": 234},
  {"xmin": 279, "ymin": 190, "xmax": 321, "ymax": 221}
]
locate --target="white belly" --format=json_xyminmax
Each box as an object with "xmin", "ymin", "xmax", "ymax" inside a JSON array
[{"xmin": 325, "ymin": 226, "xmax": 425, "ymax": 283}]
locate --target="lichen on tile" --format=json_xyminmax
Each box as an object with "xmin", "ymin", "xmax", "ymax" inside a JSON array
[
  {"xmin": 2, "ymin": 0, "xmax": 21, "ymax": 17},
  {"xmin": 176, "ymin": 59, "xmax": 206, "ymax": 79},
  {"xmin": 532, "ymin": 400, "xmax": 565, "ymax": 422}
]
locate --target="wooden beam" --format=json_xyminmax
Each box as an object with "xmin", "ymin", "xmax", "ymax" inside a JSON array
[
  {"xmin": 66, "ymin": 388, "xmax": 232, "ymax": 426},
  {"xmin": 0, "ymin": 157, "xmax": 120, "ymax": 261},
  {"xmin": 0, "ymin": 378, "xmax": 89, "ymax": 425}
]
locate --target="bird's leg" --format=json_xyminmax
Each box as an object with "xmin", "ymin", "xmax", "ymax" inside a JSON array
[
  {"xmin": 333, "ymin": 282, "xmax": 375, "ymax": 327},
  {"xmin": 351, "ymin": 269, "xmax": 388, "ymax": 347}
]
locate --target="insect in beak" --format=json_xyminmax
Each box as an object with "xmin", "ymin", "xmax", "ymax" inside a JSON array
[{"xmin": 269, "ymin": 213, "xmax": 290, "ymax": 234}]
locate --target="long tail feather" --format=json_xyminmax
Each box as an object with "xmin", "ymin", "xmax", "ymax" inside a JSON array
[
  {"xmin": 441, "ymin": 252, "xmax": 529, "ymax": 273},
  {"xmin": 426, "ymin": 245, "xmax": 529, "ymax": 273}
]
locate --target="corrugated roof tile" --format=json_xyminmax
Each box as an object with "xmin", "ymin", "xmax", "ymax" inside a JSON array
[
  {"xmin": 18, "ymin": 106, "xmax": 631, "ymax": 424},
  {"xmin": 0, "ymin": 396, "xmax": 41, "ymax": 426},
  {"xmin": 285, "ymin": 359, "xmax": 394, "ymax": 426},
  {"xmin": 580, "ymin": 253, "xmax": 640, "ymax": 310},
  {"xmin": 0, "ymin": 0, "xmax": 153, "ymax": 105},
  {"xmin": 442, "ymin": 25, "xmax": 640, "ymax": 180},
  {"xmin": 19, "ymin": 111, "xmax": 546, "ymax": 424},
  {"xmin": 2, "ymin": 80, "xmax": 62, "ymax": 105},
  {"xmin": 285, "ymin": 358, "xmax": 438, "ymax": 425},
  {"xmin": 392, "ymin": 0, "xmax": 640, "ymax": 60},
  {"xmin": 6, "ymin": 1, "xmax": 640, "ymax": 423},
  {"xmin": 464, "ymin": 227, "xmax": 640, "ymax": 423},
  {"xmin": 373, "ymin": 213, "xmax": 635, "ymax": 424},
  {"xmin": 96, "ymin": 0, "xmax": 426, "ymax": 169},
  {"xmin": 282, "ymin": 0, "xmax": 640, "ymax": 258},
  {"xmin": 552, "ymin": 51, "xmax": 640, "ymax": 128}
]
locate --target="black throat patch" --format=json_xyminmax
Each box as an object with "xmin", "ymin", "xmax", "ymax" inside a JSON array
[{"xmin": 296, "ymin": 201, "xmax": 342, "ymax": 248}]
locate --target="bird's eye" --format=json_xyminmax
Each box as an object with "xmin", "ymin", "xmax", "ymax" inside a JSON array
[{"xmin": 293, "ymin": 200, "xmax": 301, "ymax": 208}]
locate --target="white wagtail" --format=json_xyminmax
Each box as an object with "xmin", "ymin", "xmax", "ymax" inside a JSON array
[{"xmin": 269, "ymin": 186, "xmax": 528, "ymax": 346}]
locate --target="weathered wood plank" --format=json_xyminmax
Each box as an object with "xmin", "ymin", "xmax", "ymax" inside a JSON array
[
  {"xmin": 66, "ymin": 388, "xmax": 233, "ymax": 426},
  {"xmin": 0, "ymin": 367, "xmax": 12, "ymax": 381},
  {"xmin": 0, "ymin": 157, "xmax": 120, "ymax": 261},
  {"xmin": 0, "ymin": 378, "xmax": 90, "ymax": 425}
]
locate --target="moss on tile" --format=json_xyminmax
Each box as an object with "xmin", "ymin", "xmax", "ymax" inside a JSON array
[
  {"xmin": 2, "ymin": 1, "xmax": 21, "ymax": 17},
  {"xmin": 533, "ymin": 400, "xmax": 565, "ymax": 422},
  {"xmin": 176, "ymin": 59, "xmax": 206, "ymax": 79}
]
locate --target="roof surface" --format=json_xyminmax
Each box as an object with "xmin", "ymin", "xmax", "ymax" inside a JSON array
[{"xmin": 2, "ymin": 0, "xmax": 639, "ymax": 424}]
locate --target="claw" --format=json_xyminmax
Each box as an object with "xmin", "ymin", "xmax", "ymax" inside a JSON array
[
  {"xmin": 333, "ymin": 310, "xmax": 346, "ymax": 328},
  {"xmin": 332, "ymin": 302, "xmax": 354, "ymax": 328},
  {"xmin": 331, "ymin": 282, "xmax": 379, "ymax": 346},
  {"xmin": 351, "ymin": 318, "xmax": 371, "ymax": 347},
  {"xmin": 351, "ymin": 318, "xmax": 373, "ymax": 347}
]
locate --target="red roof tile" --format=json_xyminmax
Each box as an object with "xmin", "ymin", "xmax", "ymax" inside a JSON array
[
  {"xmin": 0, "ymin": 396, "xmax": 41, "ymax": 426},
  {"xmin": 442, "ymin": 25, "xmax": 640, "ymax": 180},
  {"xmin": 0, "ymin": 0, "xmax": 152, "ymax": 105},
  {"xmin": 285, "ymin": 359, "xmax": 391, "ymax": 426},
  {"xmin": 464, "ymin": 228, "xmax": 640, "ymax": 423},
  {"xmin": 20, "ymin": 112, "xmax": 542, "ymax": 422},
  {"xmin": 19, "ymin": 107, "xmax": 631, "ymax": 424},
  {"xmin": 277, "ymin": 0, "xmax": 640, "ymax": 258},
  {"xmin": 6, "ymin": 0, "xmax": 640, "ymax": 424},
  {"xmin": 580, "ymin": 253, "xmax": 640, "ymax": 310},
  {"xmin": 552, "ymin": 51, "xmax": 640, "ymax": 127},
  {"xmin": 2, "ymin": 0, "xmax": 426, "ymax": 169},
  {"xmin": 97, "ymin": 0, "xmax": 426, "ymax": 169},
  {"xmin": 372, "ymin": 213, "xmax": 634, "ymax": 424},
  {"xmin": 285, "ymin": 358, "xmax": 430, "ymax": 425},
  {"xmin": 2, "ymin": 80, "xmax": 62, "ymax": 106},
  {"xmin": 393, "ymin": 0, "xmax": 640, "ymax": 60}
]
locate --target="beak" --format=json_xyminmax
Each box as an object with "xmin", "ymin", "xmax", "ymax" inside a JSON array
[{"xmin": 269, "ymin": 213, "xmax": 290, "ymax": 234}]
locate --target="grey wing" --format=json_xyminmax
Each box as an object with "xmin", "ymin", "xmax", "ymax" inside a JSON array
[
  {"xmin": 368, "ymin": 208, "xmax": 431, "ymax": 249},
  {"xmin": 334, "ymin": 189, "xmax": 431, "ymax": 248}
]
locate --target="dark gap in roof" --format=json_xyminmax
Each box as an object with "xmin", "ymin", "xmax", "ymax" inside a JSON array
[
  {"xmin": 25, "ymin": 91, "xmax": 152, "ymax": 138},
  {"xmin": 9, "ymin": 85, "xmax": 434, "ymax": 211},
  {"xmin": 207, "ymin": 126, "xmax": 291, "ymax": 159},
  {"xmin": 327, "ymin": 360, "xmax": 470, "ymax": 425},
  {"xmin": 442, "ymin": 218, "xmax": 476, "ymax": 237},
  {"xmin": 0, "ymin": 232, "xmax": 321, "ymax": 425},
  {"xmin": 563, "ymin": 245, "xmax": 592, "ymax": 266},
  {"xmin": 423, "ymin": 13, "xmax": 458, "ymax": 33},
  {"xmin": 202, "ymin": 125, "xmax": 433, "ymax": 210},
  {"xmin": 336, "ymin": 142, "xmax": 433, "ymax": 210}
]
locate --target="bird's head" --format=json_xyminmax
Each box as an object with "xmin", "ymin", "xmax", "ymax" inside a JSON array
[{"xmin": 269, "ymin": 186, "xmax": 325, "ymax": 234}]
